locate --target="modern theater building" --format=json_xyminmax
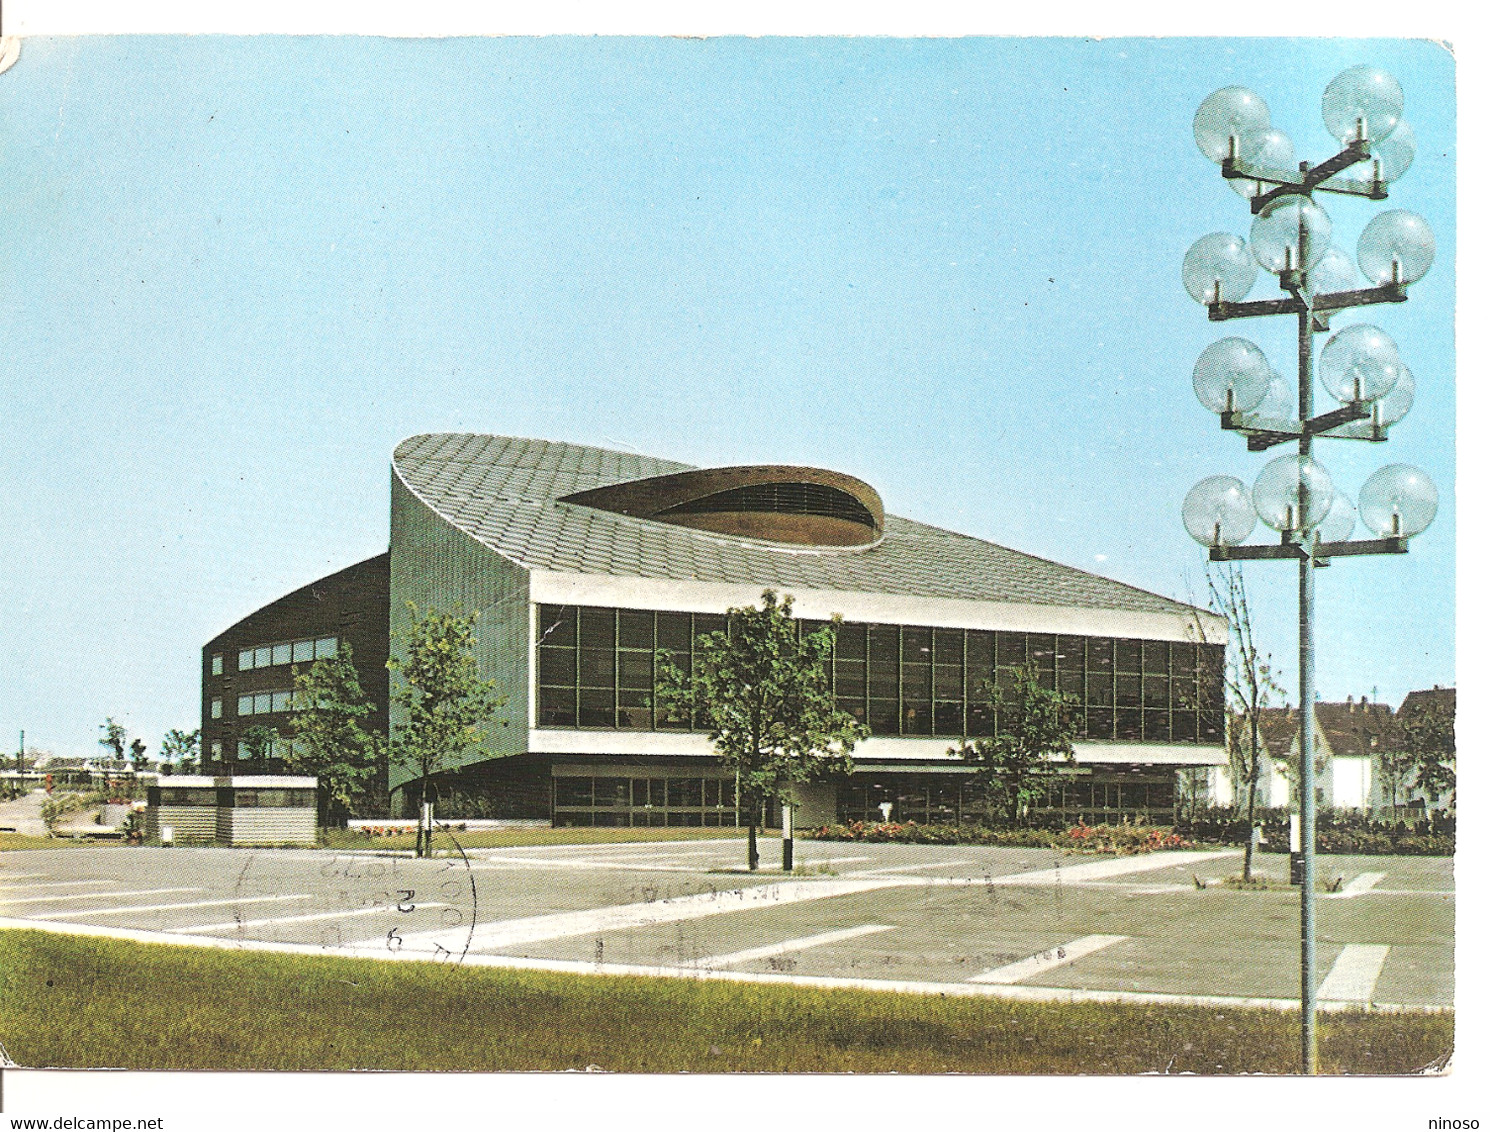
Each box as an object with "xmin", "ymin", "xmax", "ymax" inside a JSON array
[{"xmin": 203, "ymin": 433, "xmax": 1228, "ymax": 828}]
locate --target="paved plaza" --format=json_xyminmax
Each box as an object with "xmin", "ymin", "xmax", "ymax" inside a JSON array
[{"xmin": 0, "ymin": 837, "xmax": 1453, "ymax": 1010}]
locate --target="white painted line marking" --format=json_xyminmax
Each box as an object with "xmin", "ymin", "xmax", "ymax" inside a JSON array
[
  {"xmin": 1319, "ymin": 944, "xmax": 1390, "ymax": 1002},
  {"xmin": 854, "ymin": 859, "xmax": 977, "ymax": 875},
  {"xmin": 701, "ymin": 925, "xmax": 895, "ymax": 969},
  {"xmin": 0, "ymin": 917, "xmax": 1443, "ymax": 1014},
  {"xmin": 0, "ymin": 879, "xmax": 112, "ymax": 890},
  {"xmin": 1326, "ymin": 872, "xmax": 1387, "ymax": 899},
  {"xmin": 33, "ymin": 894, "xmax": 308, "ymax": 921},
  {"xmin": 970, "ymin": 934, "xmax": 1128, "ymax": 984},
  {"xmin": 170, "ymin": 902, "xmax": 447, "ymax": 935},
  {"xmin": 0, "ymin": 887, "xmax": 199, "ymax": 908},
  {"xmin": 468, "ymin": 858, "xmax": 729, "ymax": 874},
  {"xmin": 0, "ymin": 874, "xmax": 51, "ymax": 881},
  {"xmin": 982, "ymin": 850, "xmax": 1240, "ymax": 886},
  {"xmin": 357, "ymin": 876, "xmax": 903, "ymax": 951}
]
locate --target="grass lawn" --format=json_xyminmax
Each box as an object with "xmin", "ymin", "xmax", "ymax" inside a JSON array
[{"xmin": 0, "ymin": 929, "xmax": 1451, "ymax": 1075}]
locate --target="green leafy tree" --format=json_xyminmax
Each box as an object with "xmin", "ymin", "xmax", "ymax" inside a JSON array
[
  {"xmin": 160, "ymin": 728, "xmax": 201, "ymax": 775},
  {"xmin": 98, "ymin": 718, "xmax": 128, "ymax": 769},
  {"xmin": 654, "ymin": 590, "xmax": 866, "ymax": 872},
  {"xmin": 239, "ymin": 724, "xmax": 279, "ymax": 772},
  {"xmin": 1206, "ymin": 564, "xmax": 1285, "ymax": 881},
  {"xmin": 129, "ymin": 738, "xmax": 148, "ymax": 772},
  {"xmin": 388, "ymin": 603, "xmax": 503, "ymax": 858},
  {"xmin": 952, "ymin": 663, "xmax": 1077, "ymax": 827},
  {"xmin": 289, "ymin": 642, "xmax": 381, "ymax": 828},
  {"xmin": 1400, "ymin": 697, "xmax": 1455, "ymax": 814}
]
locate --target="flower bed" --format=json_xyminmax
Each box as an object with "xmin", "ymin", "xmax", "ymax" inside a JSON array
[{"xmin": 806, "ymin": 821, "xmax": 1194, "ymax": 855}]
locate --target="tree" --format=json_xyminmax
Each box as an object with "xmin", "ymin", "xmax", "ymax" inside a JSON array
[
  {"xmin": 99, "ymin": 718, "xmax": 128, "ymax": 769},
  {"xmin": 129, "ymin": 738, "xmax": 148, "ymax": 772},
  {"xmin": 387, "ymin": 603, "xmax": 503, "ymax": 858},
  {"xmin": 239, "ymin": 724, "xmax": 279, "ymax": 772},
  {"xmin": 289, "ymin": 641, "xmax": 381, "ymax": 828},
  {"xmin": 1400, "ymin": 696, "xmax": 1455, "ymax": 815},
  {"xmin": 654, "ymin": 590, "xmax": 866, "ymax": 872},
  {"xmin": 160, "ymin": 728, "xmax": 201, "ymax": 775},
  {"xmin": 1205, "ymin": 564, "xmax": 1285, "ymax": 881},
  {"xmin": 951, "ymin": 663, "xmax": 1077, "ymax": 827},
  {"xmin": 1375, "ymin": 742, "xmax": 1418, "ymax": 822}
]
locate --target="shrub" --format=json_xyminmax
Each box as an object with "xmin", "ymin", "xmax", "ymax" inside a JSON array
[{"xmin": 807, "ymin": 821, "xmax": 1193, "ymax": 854}]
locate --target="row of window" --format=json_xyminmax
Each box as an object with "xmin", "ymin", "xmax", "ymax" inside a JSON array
[
  {"xmin": 210, "ymin": 636, "xmax": 339, "ymax": 676},
  {"xmin": 231, "ymin": 690, "xmax": 295, "ymax": 716},
  {"xmin": 205, "ymin": 736, "xmax": 298, "ymax": 764},
  {"xmin": 837, "ymin": 773, "xmax": 1178, "ymax": 825},
  {"xmin": 535, "ymin": 605, "xmax": 1225, "ymax": 743}
]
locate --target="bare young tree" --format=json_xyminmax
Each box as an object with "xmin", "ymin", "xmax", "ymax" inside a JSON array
[{"xmin": 1206, "ymin": 564, "xmax": 1285, "ymax": 881}]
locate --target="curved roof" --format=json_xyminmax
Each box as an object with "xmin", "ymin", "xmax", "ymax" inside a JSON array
[{"xmin": 391, "ymin": 433, "xmax": 1202, "ymax": 617}]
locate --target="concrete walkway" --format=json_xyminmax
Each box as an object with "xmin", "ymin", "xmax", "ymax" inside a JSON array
[{"xmin": 0, "ymin": 789, "xmax": 49, "ymax": 837}]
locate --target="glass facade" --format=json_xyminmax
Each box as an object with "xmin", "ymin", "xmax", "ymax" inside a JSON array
[
  {"xmin": 837, "ymin": 772, "xmax": 1177, "ymax": 826},
  {"xmin": 552, "ymin": 772, "xmax": 738, "ymax": 827},
  {"xmin": 536, "ymin": 604, "xmax": 1224, "ymax": 744}
]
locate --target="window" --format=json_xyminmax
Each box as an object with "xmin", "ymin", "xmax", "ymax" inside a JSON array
[
  {"xmin": 211, "ymin": 654, "xmax": 223, "ymax": 676},
  {"xmin": 210, "ymin": 740, "xmax": 223, "ymax": 762},
  {"xmin": 210, "ymin": 698, "xmax": 222, "ymax": 720},
  {"xmin": 236, "ymin": 637, "xmax": 338, "ymax": 671},
  {"xmin": 237, "ymin": 689, "xmax": 295, "ymax": 716}
]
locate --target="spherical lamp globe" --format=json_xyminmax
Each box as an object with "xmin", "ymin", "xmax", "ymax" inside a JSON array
[
  {"xmin": 1358, "ymin": 209, "xmax": 1436, "ymax": 286},
  {"xmin": 1194, "ymin": 87, "xmax": 1271, "ymax": 163},
  {"xmin": 1192, "ymin": 338, "xmax": 1273, "ymax": 414},
  {"xmin": 1318, "ymin": 323, "xmax": 1402, "ymax": 403},
  {"xmin": 1253, "ymin": 455, "xmax": 1335, "ymax": 534},
  {"xmin": 1229, "ymin": 128, "xmax": 1296, "ymax": 199},
  {"xmin": 1183, "ymin": 476, "xmax": 1257, "ymax": 547},
  {"xmin": 1314, "ymin": 491, "xmax": 1357, "ymax": 544},
  {"xmin": 1254, "ymin": 370, "xmax": 1296, "ymax": 423},
  {"xmin": 1307, "ymin": 246, "xmax": 1359, "ymax": 297},
  {"xmin": 1371, "ymin": 120, "xmax": 1417, "ymax": 183},
  {"xmin": 1358, "ymin": 464, "xmax": 1438, "ymax": 538},
  {"xmin": 1250, "ymin": 197, "xmax": 1331, "ymax": 274},
  {"xmin": 1182, "ymin": 233, "xmax": 1258, "ymax": 304},
  {"xmin": 1373, "ymin": 363, "xmax": 1415, "ymax": 427},
  {"xmin": 1322, "ymin": 65, "xmax": 1404, "ymax": 144}
]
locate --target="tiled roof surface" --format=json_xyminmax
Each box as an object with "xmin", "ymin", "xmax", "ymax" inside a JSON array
[
  {"xmin": 392, "ymin": 434, "xmax": 1206, "ymax": 618},
  {"xmin": 1255, "ymin": 701, "xmax": 1396, "ymax": 759}
]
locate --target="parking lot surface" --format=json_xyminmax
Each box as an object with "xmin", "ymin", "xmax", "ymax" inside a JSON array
[{"xmin": 0, "ymin": 837, "xmax": 1453, "ymax": 1009}]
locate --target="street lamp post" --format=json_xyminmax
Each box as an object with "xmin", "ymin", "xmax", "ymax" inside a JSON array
[{"xmin": 1180, "ymin": 68, "xmax": 1438, "ymax": 1075}]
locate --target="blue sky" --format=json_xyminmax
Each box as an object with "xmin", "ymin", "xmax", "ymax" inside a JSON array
[{"xmin": 0, "ymin": 36, "xmax": 1455, "ymax": 759}]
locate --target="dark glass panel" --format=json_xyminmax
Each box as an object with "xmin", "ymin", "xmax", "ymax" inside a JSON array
[
  {"xmin": 617, "ymin": 651, "xmax": 652, "ymax": 689},
  {"xmin": 996, "ymin": 631, "xmax": 1027, "ymax": 668},
  {"xmin": 965, "ymin": 630, "xmax": 994, "ymax": 673},
  {"xmin": 1149, "ymin": 778, "xmax": 1175, "ymax": 807},
  {"xmin": 1172, "ymin": 641, "xmax": 1199, "ymax": 678},
  {"xmin": 1115, "ymin": 708, "xmax": 1143, "ymax": 740},
  {"xmin": 578, "ymin": 648, "xmax": 615, "ymax": 688},
  {"xmin": 1115, "ymin": 639, "xmax": 1143, "ymax": 673},
  {"xmin": 554, "ymin": 777, "xmax": 592, "ymax": 807},
  {"xmin": 595, "ymin": 778, "xmax": 629, "ymax": 807},
  {"xmin": 720, "ymin": 778, "xmax": 736, "ymax": 808},
  {"xmin": 671, "ymin": 778, "xmax": 702, "ymax": 807},
  {"xmin": 1088, "ymin": 637, "xmax": 1114, "ymax": 673},
  {"xmin": 1173, "ymin": 710, "xmax": 1198, "ymax": 742},
  {"xmin": 1144, "ymin": 675, "xmax": 1170, "ymax": 709},
  {"xmin": 578, "ymin": 688, "xmax": 615, "ymax": 728},
  {"xmin": 1056, "ymin": 635, "xmax": 1085, "ymax": 675},
  {"xmin": 867, "ymin": 666, "xmax": 900, "ymax": 699},
  {"xmin": 834, "ymin": 660, "xmax": 866, "ymax": 698},
  {"xmin": 800, "ymin": 619, "xmax": 829, "ymax": 640},
  {"xmin": 901, "ymin": 626, "xmax": 932, "ymax": 663},
  {"xmin": 1143, "ymin": 640, "xmax": 1170, "ymax": 674},
  {"xmin": 932, "ymin": 627, "xmax": 963, "ymax": 662},
  {"xmin": 1029, "ymin": 634, "xmax": 1057, "ymax": 672},
  {"xmin": 837, "ymin": 700, "xmax": 867, "ymax": 724},
  {"xmin": 902, "ymin": 701, "xmax": 932, "ymax": 735},
  {"xmin": 1085, "ymin": 707, "xmax": 1113, "ymax": 738},
  {"xmin": 617, "ymin": 689, "xmax": 651, "ymax": 730},
  {"xmin": 538, "ymin": 646, "xmax": 576, "ymax": 687},
  {"xmin": 656, "ymin": 612, "xmax": 692, "ymax": 651},
  {"xmin": 834, "ymin": 622, "xmax": 867, "ymax": 661},
  {"xmin": 901, "ymin": 662, "xmax": 932, "ymax": 699},
  {"xmin": 868, "ymin": 700, "xmax": 900, "ymax": 735},
  {"xmin": 577, "ymin": 606, "xmax": 615, "ymax": 650},
  {"xmin": 1116, "ymin": 673, "xmax": 1142, "ymax": 707},
  {"xmin": 630, "ymin": 778, "xmax": 651, "ymax": 806},
  {"xmin": 537, "ymin": 687, "xmax": 576, "ymax": 728},
  {"xmin": 1088, "ymin": 670, "xmax": 1114, "ymax": 706},
  {"xmin": 968, "ymin": 701, "xmax": 995, "ymax": 737},
  {"xmin": 933, "ymin": 700, "xmax": 966, "ymax": 736},
  {"xmin": 868, "ymin": 625, "xmax": 900, "ymax": 664},
  {"xmin": 617, "ymin": 609, "xmax": 654, "ymax": 651},
  {"xmin": 538, "ymin": 605, "xmax": 577, "ymax": 647},
  {"xmin": 1059, "ymin": 668, "xmax": 1083, "ymax": 698},
  {"xmin": 1199, "ymin": 709, "xmax": 1224, "ymax": 743},
  {"xmin": 933, "ymin": 665, "xmax": 963, "ymax": 698},
  {"xmin": 694, "ymin": 613, "xmax": 727, "ymax": 640},
  {"xmin": 1143, "ymin": 711, "xmax": 1172, "ymax": 741},
  {"xmin": 703, "ymin": 779, "xmax": 721, "ymax": 807}
]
